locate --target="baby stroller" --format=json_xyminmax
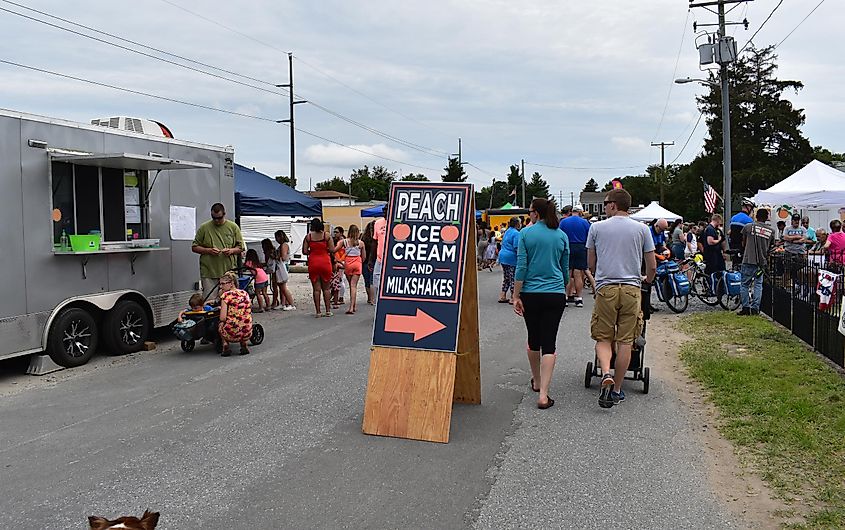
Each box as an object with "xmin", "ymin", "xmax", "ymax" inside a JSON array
[
  {"xmin": 172, "ymin": 273, "xmax": 265, "ymax": 353},
  {"xmin": 583, "ymin": 282, "xmax": 651, "ymax": 394}
]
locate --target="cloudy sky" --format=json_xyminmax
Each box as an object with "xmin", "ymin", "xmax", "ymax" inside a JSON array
[{"xmin": 1, "ymin": 0, "xmax": 839, "ymax": 199}]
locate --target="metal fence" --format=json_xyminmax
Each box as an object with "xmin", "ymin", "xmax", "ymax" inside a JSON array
[{"xmin": 762, "ymin": 251, "xmax": 845, "ymax": 368}]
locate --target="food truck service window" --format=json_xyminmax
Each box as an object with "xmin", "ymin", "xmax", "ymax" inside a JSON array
[{"xmin": 51, "ymin": 162, "xmax": 149, "ymax": 244}]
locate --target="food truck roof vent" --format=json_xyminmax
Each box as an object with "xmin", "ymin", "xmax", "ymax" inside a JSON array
[{"xmin": 90, "ymin": 117, "xmax": 174, "ymax": 138}]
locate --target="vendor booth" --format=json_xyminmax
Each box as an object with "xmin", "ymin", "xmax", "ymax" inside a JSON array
[
  {"xmin": 629, "ymin": 201, "xmax": 683, "ymax": 222},
  {"xmin": 234, "ymin": 164, "xmax": 321, "ymax": 261},
  {"xmin": 754, "ymin": 160, "xmax": 845, "ymax": 230}
]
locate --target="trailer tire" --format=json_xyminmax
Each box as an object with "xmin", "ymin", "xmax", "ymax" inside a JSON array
[
  {"xmin": 47, "ymin": 307, "xmax": 98, "ymax": 368},
  {"xmin": 102, "ymin": 300, "xmax": 150, "ymax": 356}
]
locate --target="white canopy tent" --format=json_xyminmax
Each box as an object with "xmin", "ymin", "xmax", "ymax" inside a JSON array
[
  {"xmin": 629, "ymin": 201, "xmax": 683, "ymax": 222},
  {"xmin": 753, "ymin": 160, "xmax": 845, "ymax": 208}
]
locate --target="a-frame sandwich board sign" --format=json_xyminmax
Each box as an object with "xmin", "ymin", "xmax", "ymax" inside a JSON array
[{"xmin": 363, "ymin": 182, "xmax": 480, "ymax": 443}]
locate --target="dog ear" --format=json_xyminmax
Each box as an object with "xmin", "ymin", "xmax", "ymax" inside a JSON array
[
  {"xmin": 88, "ymin": 516, "xmax": 110, "ymax": 530},
  {"xmin": 140, "ymin": 510, "xmax": 160, "ymax": 529}
]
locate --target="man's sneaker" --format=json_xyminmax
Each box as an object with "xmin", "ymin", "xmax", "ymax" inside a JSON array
[
  {"xmin": 567, "ymin": 295, "xmax": 576, "ymax": 304},
  {"xmin": 750, "ymin": 308, "xmax": 760, "ymax": 316},
  {"xmin": 611, "ymin": 389, "xmax": 626, "ymax": 404},
  {"xmin": 599, "ymin": 373, "xmax": 615, "ymax": 408},
  {"xmin": 736, "ymin": 307, "xmax": 751, "ymax": 316},
  {"xmin": 574, "ymin": 298, "xmax": 584, "ymax": 308},
  {"xmin": 283, "ymin": 305, "xmax": 296, "ymax": 311}
]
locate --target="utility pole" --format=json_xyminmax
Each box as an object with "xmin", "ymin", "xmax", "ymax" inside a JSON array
[
  {"xmin": 688, "ymin": 0, "xmax": 750, "ymax": 220},
  {"xmin": 559, "ymin": 190, "xmax": 563, "ymax": 209},
  {"xmin": 651, "ymin": 141, "xmax": 674, "ymax": 205},
  {"xmin": 489, "ymin": 178, "xmax": 495, "ymax": 209},
  {"xmin": 456, "ymin": 138, "xmax": 462, "ymax": 165},
  {"xmin": 520, "ymin": 159, "xmax": 526, "ymax": 208},
  {"xmin": 570, "ymin": 192, "xmax": 574, "ymax": 207},
  {"xmin": 275, "ymin": 53, "xmax": 307, "ymax": 191}
]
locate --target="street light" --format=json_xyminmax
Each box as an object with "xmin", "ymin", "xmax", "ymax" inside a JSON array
[{"xmin": 675, "ymin": 75, "xmax": 732, "ymax": 220}]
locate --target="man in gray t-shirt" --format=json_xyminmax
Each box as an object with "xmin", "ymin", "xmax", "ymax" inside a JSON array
[
  {"xmin": 782, "ymin": 214, "xmax": 807, "ymax": 255},
  {"xmin": 586, "ymin": 189, "xmax": 656, "ymax": 409},
  {"xmin": 738, "ymin": 208, "xmax": 776, "ymax": 315}
]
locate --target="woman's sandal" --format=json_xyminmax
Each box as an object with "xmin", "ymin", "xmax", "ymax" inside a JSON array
[
  {"xmin": 324, "ymin": 312, "xmax": 334, "ymax": 317},
  {"xmin": 345, "ymin": 310, "xmax": 354, "ymax": 315},
  {"xmin": 221, "ymin": 347, "xmax": 232, "ymax": 357},
  {"xmin": 315, "ymin": 313, "xmax": 322, "ymax": 318},
  {"xmin": 537, "ymin": 397, "xmax": 555, "ymax": 409},
  {"xmin": 498, "ymin": 298, "xmax": 509, "ymax": 303},
  {"xmin": 530, "ymin": 378, "xmax": 540, "ymax": 392}
]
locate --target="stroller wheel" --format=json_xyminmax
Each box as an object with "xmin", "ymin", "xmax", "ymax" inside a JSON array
[
  {"xmin": 181, "ymin": 340, "xmax": 195, "ymax": 352},
  {"xmin": 584, "ymin": 361, "xmax": 593, "ymax": 388},
  {"xmin": 250, "ymin": 324, "xmax": 265, "ymax": 345},
  {"xmin": 643, "ymin": 366, "xmax": 650, "ymax": 394}
]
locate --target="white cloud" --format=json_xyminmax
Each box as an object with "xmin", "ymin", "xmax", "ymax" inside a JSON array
[
  {"xmin": 303, "ymin": 143, "xmax": 409, "ymax": 167},
  {"xmin": 611, "ymin": 136, "xmax": 649, "ymax": 153}
]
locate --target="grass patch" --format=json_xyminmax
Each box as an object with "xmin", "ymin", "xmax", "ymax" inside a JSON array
[{"xmin": 678, "ymin": 312, "xmax": 845, "ymax": 529}]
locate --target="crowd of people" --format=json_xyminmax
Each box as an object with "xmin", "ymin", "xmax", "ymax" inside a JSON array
[{"xmin": 187, "ymin": 195, "xmax": 840, "ymax": 406}]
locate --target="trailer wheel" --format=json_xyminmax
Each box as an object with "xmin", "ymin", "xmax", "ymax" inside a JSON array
[
  {"xmin": 47, "ymin": 307, "xmax": 98, "ymax": 367},
  {"xmin": 181, "ymin": 340, "xmax": 195, "ymax": 352},
  {"xmin": 102, "ymin": 300, "xmax": 150, "ymax": 355}
]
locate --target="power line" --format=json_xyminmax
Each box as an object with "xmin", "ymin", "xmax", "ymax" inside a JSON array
[
  {"xmin": 669, "ymin": 111, "xmax": 704, "ymax": 164},
  {"xmin": 775, "ymin": 0, "xmax": 826, "ymax": 48},
  {"xmin": 652, "ymin": 9, "xmax": 691, "ymax": 141},
  {"xmin": 293, "ymin": 55, "xmax": 453, "ymax": 138},
  {"xmin": 524, "ymin": 161, "xmax": 647, "ymax": 171},
  {"xmin": 738, "ymin": 0, "xmax": 784, "ymax": 55},
  {"xmin": 0, "ymin": 0, "xmax": 282, "ymax": 90},
  {"xmin": 0, "ymin": 3, "xmax": 289, "ymax": 98},
  {"xmin": 156, "ymin": 0, "xmax": 452, "ymax": 140},
  {"xmin": 1, "ymin": 0, "xmax": 453, "ymax": 162},
  {"xmin": 157, "ymin": 0, "xmax": 291, "ymax": 55},
  {"xmin": 293, "ymin": 127, "xmax": 438, "ymax": 172},
  {"xmin": 0, "ymin": 58, "xmax": 279, "ymax": 121},
  {"xmin": 0, "ymin": 58, "xmax": 442, "ymax": 171},
  {"xmin": 464, "ymin": 162, "xmax": 498, "ymax": 179}
]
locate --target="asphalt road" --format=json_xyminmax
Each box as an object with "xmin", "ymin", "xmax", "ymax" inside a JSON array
[{"xmin": 0, "ymin": 272, "xmax": 738, "ymax": 529}]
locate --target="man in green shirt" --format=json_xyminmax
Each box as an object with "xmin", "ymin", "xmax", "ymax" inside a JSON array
[{"xmin": 192, "ymin": 203, "xmax": 244, "ymax": 298}]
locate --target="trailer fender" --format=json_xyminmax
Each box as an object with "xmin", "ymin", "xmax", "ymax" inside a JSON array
[{"xmin": 41, "ymin": 291, "xmax": 153, "ymax": 349}]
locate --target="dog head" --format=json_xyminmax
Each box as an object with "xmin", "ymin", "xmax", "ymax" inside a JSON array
[{"xmin": 88, "ymin": 510, "xmax": 159, "ymax": 530}]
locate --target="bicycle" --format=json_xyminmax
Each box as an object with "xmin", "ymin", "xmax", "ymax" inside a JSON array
[
  {"xmin": 680, "ymin": 253, "xmax": 742, "ymax": 310},
  {"xmin": 653, "ymin": 259, "xmax": 689, "ymax": 313}
]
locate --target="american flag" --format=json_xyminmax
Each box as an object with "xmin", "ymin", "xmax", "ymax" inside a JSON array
[{"xmin": 704, "ymin": 181, "xmax": 718, "ymax": 213}]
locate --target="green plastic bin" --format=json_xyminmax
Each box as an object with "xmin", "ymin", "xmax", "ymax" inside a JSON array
[{"xmin": 69, "ymin": 234, "xmax": 101, "ymax": 252}]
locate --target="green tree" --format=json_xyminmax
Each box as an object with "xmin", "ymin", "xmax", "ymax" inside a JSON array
[
  {"xmin": 400, "ymin": 173, "xmax": 429, "ymax": 181},
  {"xmin": 442, "ymin": 158, "xmax": 467, "ymax": 182},
  {"xmin": 313, "ymin": 165, "xmax": 396, "ymax": 202},
  {"xmin": 314, "ymin": 176, "xmax": 348, "ymax": 194},
  {"xmin": 582, "ymin": 178, "xmax": 599, "ymax": 192},
  {"xmin": 694, "ymin": 45, "xmax": 813, "ymax": 210},
  {"xmin": 476, "ymin": 180, "xmax": 510, "ymax": 210},
  {"xmin": 275, "ymin": 175, "xmax": 296, "ymax": 188},
  {"xmin": 812, "ymin": 146, "xmax": 845, "ymax": 165},
  {"xmin": 526, "ymin": 172, "xmax": 550, "ymax": 200}
]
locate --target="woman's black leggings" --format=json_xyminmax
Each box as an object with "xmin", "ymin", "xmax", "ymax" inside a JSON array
[{"xmin": 521, "ymin": 292, "xmax": 566, "ymax": 355}]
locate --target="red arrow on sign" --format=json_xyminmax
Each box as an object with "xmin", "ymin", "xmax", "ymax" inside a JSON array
[{"xmin": 384, "ymin": 309, "xmax": 446, "ymax": 341}]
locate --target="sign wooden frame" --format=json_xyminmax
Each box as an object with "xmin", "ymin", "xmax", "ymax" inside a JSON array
[{"xmin": 363, "ymin": 185, "xmax": 480, "ymax": 443}]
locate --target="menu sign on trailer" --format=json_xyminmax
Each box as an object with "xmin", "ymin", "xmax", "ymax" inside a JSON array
[{"xmin": 373, "ymin": 182, "xmax": 473, "ymax": 352}]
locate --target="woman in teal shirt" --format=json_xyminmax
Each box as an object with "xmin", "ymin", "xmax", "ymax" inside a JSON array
[
  {"xmin": 497, "ymin": 216, "xmax": 521, "ymax": 303},
  {"xmin": 513, "ymin": 198, "xmax": 570, "ymax": 409}
]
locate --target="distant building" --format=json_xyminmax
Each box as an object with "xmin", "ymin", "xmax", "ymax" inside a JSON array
[
  {"xmin": 579, "ymin": 192, "xmax": 605, "ymax": 217},
  {"xmin": 307, "ymin": 190, "xmax": 357, "ymax": 207}
]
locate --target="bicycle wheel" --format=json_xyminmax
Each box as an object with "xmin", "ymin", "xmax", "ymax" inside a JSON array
[
  {"xmin": 663, "ymin": 278, "xmax": 689, "ymax": 313},
  {"xmin": 717, "ymin": 281, "xmax": 741, "ymax": 311},
  {"xmin": 692, "ymin": 273, "xmax": 719, "ymax": 306}
]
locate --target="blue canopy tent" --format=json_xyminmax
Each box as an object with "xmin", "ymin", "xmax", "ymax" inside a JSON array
[
  {"xmin": 234, "ymin": 163, "xmax": 322, "ymax": 218},
  {"xmin": 361, "ymin": 204, "xmax": 387, "ymax": 218}
]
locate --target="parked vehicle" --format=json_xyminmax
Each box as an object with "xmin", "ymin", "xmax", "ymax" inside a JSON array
[{"xmin": 0, "ymin": 108, "xmax": 235, "ymax": 372}]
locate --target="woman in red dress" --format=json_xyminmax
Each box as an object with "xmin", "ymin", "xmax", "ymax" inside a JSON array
[
  {"xmin": 303, "ymin": 218, "xmax": 335, "ymax": 317},
  {"xmin": 217, "ymin": 271, "xmax": 253, "ymax": 356}
]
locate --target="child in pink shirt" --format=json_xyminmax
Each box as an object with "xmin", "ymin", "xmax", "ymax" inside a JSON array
[{"xmin": 244, "ymin": 248, "xmax": 270, "ymax": 312}]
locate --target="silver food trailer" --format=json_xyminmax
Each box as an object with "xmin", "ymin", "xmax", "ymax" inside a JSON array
[{"xmin": 0, "ymin": 108, "xmax": 235, "ymax": 372}]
